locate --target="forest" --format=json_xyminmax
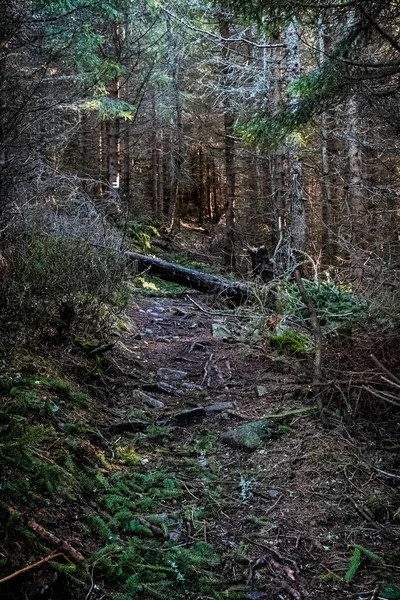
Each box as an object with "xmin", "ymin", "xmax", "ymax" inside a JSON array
[{"xmin": 1, "ymin": 0, "xmax": 400, "ymax": 599}]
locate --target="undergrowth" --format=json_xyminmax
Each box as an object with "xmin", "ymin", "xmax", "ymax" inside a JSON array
[
  {"xmin": 270, "ymin": 329, "xmax": 311, "ymax": 356},
  {"xmin": 277, "ymin": 279, "xmax": 369, "ymax": 329},
  {"xmin": 133, "ymin": 275, "xmax": 186, "ymax": 297},
  {"xmin": 128, "ymin": 220, "xmax": 161, "ymax": 253},
  {"xmin": 0, "ymin": 225, "xmax": 130, "ymax": 341},
  {"xmin": 0, "ymin": 363, "xmax": 228, "ymax": 600}
]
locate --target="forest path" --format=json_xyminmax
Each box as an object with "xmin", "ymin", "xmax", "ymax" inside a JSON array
[{"xmin": 105, "ymin": 293, "xmax": 391, "ymax": 600}]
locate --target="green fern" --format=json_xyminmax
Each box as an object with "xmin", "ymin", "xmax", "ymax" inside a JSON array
[
  {"xmin": 89, "ymin": 514, "xmax": 115, "ymax": 543},
  {"xmin": 345, "ymin": 545, "xmax": 384, "ymax": 583}
]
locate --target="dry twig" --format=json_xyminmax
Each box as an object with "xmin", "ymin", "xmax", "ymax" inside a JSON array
[
  {"xmin": 4, "ymin": 506, "xmax": 85, "ymax": 563},
  {"xmin": 0, "ymin": 553, "xmax": 64, "ymax": 584}
]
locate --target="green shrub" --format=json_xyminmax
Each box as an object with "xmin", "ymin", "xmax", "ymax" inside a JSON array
[
  {"xmin": 128, "ymin": 220, "xmax": 160, "ymax": 253},
  {"xmin": 277, "ymin": 279, "xmax": 368, "ymax": 328},
  {"xmin": 0, "ymin": 225, "xmax": 129, "ymax": 340}
]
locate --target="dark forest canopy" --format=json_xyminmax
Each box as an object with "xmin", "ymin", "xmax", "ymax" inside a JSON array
[{"xmin": 1, "ymin": 0, "xmax": 400, "ymax": 286}]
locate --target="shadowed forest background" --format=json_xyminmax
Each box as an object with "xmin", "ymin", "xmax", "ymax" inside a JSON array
[{"xmin": 1, "ymin": 1, "xmax": 400, "ymax": 599}]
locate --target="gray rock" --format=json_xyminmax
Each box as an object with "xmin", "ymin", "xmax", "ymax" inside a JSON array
[
  {"xmin": 256, "ymin": 385, "xmax": 268, "ymax": 397},
  {"xmin": 221, "ymin": 420, "xmax": 274, "ymax": 450},
  {"xmin": 205, "ymin": 401, "xmax": 234, "ymax": 415},
  {"xmin": 154, "ymin": 382, "xmax": 184, "ymax": 396},
  {"xmin": 173, "ymin": 407, "xmax": 206, "ymax": 423},
  {"xmin": 212, "ymin": 323, "xmax": 232, "ymax": 339},
  {"xmin": 133, "ymin": 390, "xmax": 164, "ymax": 409},
  {"xmin": 158, "ymin": 368, "xmax": 188, "ymax": 381}
]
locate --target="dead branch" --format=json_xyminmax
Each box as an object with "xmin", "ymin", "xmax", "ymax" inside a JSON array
[
  {"xmin": 0, "ymin": 553, "xmax": 64, "ymax": 584},
  {"xmin": 370, "ymin": 353, "xmax": 400, "ymax": 386},
  {"xmin": 4, "ymin": 506, "xmax": 85, "ymax": 563}
]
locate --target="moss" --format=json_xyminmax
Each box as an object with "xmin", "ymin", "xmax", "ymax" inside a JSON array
[
  {"xmin": 116, "ymin": 445, "xmax": 141, "ymax": 465},
  {"xmin": 69, "ymin": 391, "xmax": 91, "ymax": 409},
  {"xmin": 270, "ymin": 329, "xmax": 311, "ymax": 356}
]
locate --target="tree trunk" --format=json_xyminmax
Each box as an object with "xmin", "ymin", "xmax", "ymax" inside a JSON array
[
  {"xmin": 318, "ymin": 14, "xmax": 335, "ymax": 263},
  {"xmin": 125, "ymin": 251, "xmax": 250, "ymax": 301},
  {"xmin": 219, "ymin": 14, "xmax": 236, "ymax": 269},
  {"xmin": 198, "ymin": 145, "xmax": 205, "ymax": 225},
  {"xmin": 346, "ymin": 10, "xmax": 364, "ymax": 283},
  {"xmin": 158, "ymin": 129, "xmax": 164, "ymax": 217},
  {"xmin": 151, "ymin": 87, "xmax": 158, "ymax": 214},
  {"xmin": 167, "ymin": 22, "xmax": 184, "ymax": 233},
  {"xmin": 285, "ymin": 19, "xmax": 307, "ymax": 266},
  {"xmin": 107, "ymin": 77, "xmax": 120, "ymax": 201}
]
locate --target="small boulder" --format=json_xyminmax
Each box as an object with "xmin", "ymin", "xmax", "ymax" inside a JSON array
[
  {"xmin": 158, "ymin": 368, "xmax": 188, "ymax": 381},
  {"xmin": 212, "ymin": 323, "xmax": 232, "ymax": 339},
  {"xmin": 133, "ymin": 390, "xmax": 164, "ymax": 409},
  {"xmin": 205, "ymin": 401, "xmax": 234, "ymax": 415}
]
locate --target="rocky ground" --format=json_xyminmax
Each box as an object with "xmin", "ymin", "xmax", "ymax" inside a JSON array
[{"xmin": 1, "ymin": 291, "xmax": 399, "ymax": 600}]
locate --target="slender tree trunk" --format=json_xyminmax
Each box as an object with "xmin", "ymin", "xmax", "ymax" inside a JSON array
[
  {"xmin": 151, "ymin": 87, "xmax": 158, "ymax": 214},
  {"xmin": 285, "ymin": 19, "xmax": 307, "ymax": 266},
  {"xmin": 107, "ymin": 77, "xmax": 120, "ymax": 200},
  {"xmin": 318, "ymin": 14, "xmax": 335, "ymax": 263},
  {"xmin": 212, "ymin": 160, "xmax": 219, "ymax": 222},
  {"xmin": 158, "ymin": 129, "xmax": 164, "ymax": 217},
  {"xmin": 100, "ymin": 121, "xmax": 109, "ymax": 196},
  {"xmin": 167, "ymin": 21, "xmax": 184, "ymax": 233},
  {"xmin": 219, "ymin": 14, "xmax": 236, "ymax": 268},
  {"xmin": 206, "ymin": 157, "xmax": 212, "ymax": 221},
  {"xmin": 198, "ymin": 146, "xmax": 205, "ymax": 225},
  {"xmin": 121, "ymin": 124, "xmax": 131, "ymax": 206},
  {"xmin": 346, "ymin": 10, "xmax": 364, "ymax": 283}
]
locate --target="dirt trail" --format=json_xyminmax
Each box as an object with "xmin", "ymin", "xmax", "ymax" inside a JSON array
[{"xmin": 107, "ymin": 294, "xmax": 400, "ymax": 600}]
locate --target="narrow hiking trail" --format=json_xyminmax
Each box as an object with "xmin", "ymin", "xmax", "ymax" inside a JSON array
[
  {"xmin": 2, "ymin": 285, "xmax": 399, "ymax": 600},
  {"xmin": 101, "ymin": 293, "xmax": 400, "ymax": 600}
]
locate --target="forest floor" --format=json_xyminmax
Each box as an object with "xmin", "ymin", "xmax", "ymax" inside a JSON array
[{"xmin": 1, "ymin": 243, "xmax": 400, "ymax": 599}]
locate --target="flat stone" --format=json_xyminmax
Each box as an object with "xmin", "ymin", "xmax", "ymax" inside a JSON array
[
  {"xmin": 212, "ymin": 323, "xmax": 232, "ymax": 339},
  {"xmin": 154, "ymin": 382, "xmax": 184, "ymax": 396},
  {"xmin": 221, "ymin": 420, "xmax": 274, "ymax": 450},
  {"xmin": 173, "ymin": 407, "xmax": 206, "ymax": 423},
  {"xmin": 205, "ymin": 401, "xmax": 234, "ymax": 415},
  {"xmin": 133, "ymin": 390, "xmax": 164, "ymax": 409},
  {"xmin": 158, "ymin": 368, "xmax": 188, "ymax": 381},
  {"xmin": 256, "ymin": 385, "xmax": 268, "ymax": 397}
]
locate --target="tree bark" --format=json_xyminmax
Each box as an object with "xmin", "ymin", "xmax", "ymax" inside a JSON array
[
  {"xmin": 107, "ymin": 76, "xmax": 120, "ymax": 200},
  {"xmin": 346, "ymin": 10, "xmax": 364, "ymax": 283},
  {"xmin": 151, "ymin": 86, "xmax": 158, "ymax": 214},
  {"xmin": 219, "ymin": 14, "xmax": 236, "ymax": 269},
  {"xmin": 167, "ymin": 21, "xmax": 184, "ymax": 233},
  {"xmin": 285, "ymin": 19, "xmax": 307, "ymax": 263},
  {"xmin": 318, "ymin": 14, "xmax": 335, "ymax": 263}
]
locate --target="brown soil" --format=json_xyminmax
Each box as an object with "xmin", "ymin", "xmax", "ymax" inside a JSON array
[
  {"xmin": 107, "ymin": 295, "xmax": 400, "ymax": 599},
  {"xmin": 1, "ymin": 292, "xmax": 399, "ymax": 600}
]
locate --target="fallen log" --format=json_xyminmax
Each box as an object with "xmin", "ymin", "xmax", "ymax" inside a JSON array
[{"xmin": 125, "ymin": 251, "xmax": 250, "ymax": 301}]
